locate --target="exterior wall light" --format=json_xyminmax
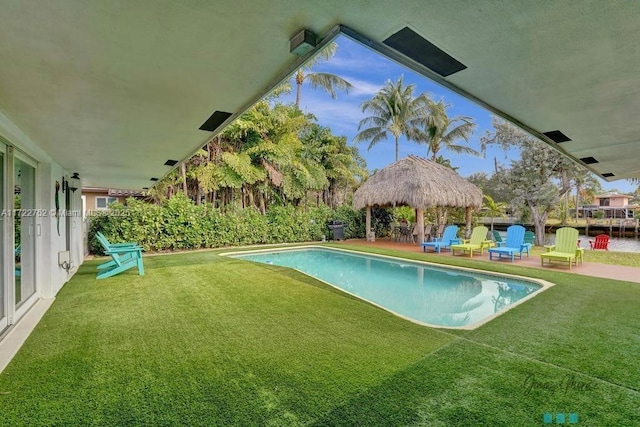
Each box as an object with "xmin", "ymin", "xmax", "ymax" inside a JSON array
[{"xmin": 68, "ymin": 172, "xmax": 81, "ymax": 192}]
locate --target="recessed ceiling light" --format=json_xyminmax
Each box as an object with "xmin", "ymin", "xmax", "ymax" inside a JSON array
[
  {"xmin": 383, "ymin": 27, "xmax": 467, "ymax": 77},
  {"xmin": 164, "ymin": 159, "xmax": 178, "ymax": 166},
  {"xmin": 199, "ymin": 111, "xmax": 232, "ymax": 132},
  {"xmin": 543, "ymin": 130, "xmax": 571, "ymax": 143},
  {"xmin": 579, "ymin": 157, "xmax": 599, "ymax": 164}
]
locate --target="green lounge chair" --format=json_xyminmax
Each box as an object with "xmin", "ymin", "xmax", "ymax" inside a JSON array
[
  {"xmin": 488, "ymin": 225, "xmax": 526, "ymax": 262},
  {"xmin": 540, "ymin": 227, "xmax": 579, "ymax": 269},
  {"xmin": 451, "ymin": 226, "xmax": 490, "ymax": 257}
]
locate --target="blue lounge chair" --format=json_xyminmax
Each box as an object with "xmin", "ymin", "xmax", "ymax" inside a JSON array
[
  {"xmin": 421, "ymin": 225, "xmax": 459, "ymax": 253},
  {"xmin": 488, "ymin": 225, "xmax": 526, "ymax": 262},
  {"xmin": 95, "ymin": 233, "xmax": 144, "ymax": 279}
]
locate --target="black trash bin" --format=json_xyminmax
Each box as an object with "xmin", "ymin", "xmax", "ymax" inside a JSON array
[{"xmin": 327, "ymin": 220, "xmax": 345, "ymax": 241}]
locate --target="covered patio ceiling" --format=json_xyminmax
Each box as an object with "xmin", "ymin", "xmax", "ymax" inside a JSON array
[{"xmin": 1, "ymin": 2, "xmax": 638, "ymax": 189}]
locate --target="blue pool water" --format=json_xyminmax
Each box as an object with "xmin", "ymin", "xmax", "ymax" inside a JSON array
[{"xmin": 229, "ymin": 247, "xmax": 545, "ymax": 329}]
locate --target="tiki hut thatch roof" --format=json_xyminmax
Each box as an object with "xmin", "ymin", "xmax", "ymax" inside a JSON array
[{"xmin": 353, "ymin": 155, "xmax": 483, "ymax": 210}]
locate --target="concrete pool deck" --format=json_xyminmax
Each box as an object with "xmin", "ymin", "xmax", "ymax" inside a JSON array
[{"xmin": 342, "ymin": 238, "xmax": 640, "ymax": 284}]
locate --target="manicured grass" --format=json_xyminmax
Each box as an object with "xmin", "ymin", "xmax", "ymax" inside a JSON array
[
  {"xmin": 581, "ymin": 248, "xmax": 640, "ymax": 267},
  {"xmin": 1, "ymin": 246, "xmax": 639, "ymax": 426}
]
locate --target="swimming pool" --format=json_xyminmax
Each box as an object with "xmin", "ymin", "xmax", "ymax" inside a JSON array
[{"xmin": 226, "ymin": 247, "xmax": 552, "ymax": 329}]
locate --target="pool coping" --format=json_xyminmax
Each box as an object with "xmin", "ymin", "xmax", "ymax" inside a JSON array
[{"xmin": 221, "ymin": 245, "xmax": 556, "ymax": 330}]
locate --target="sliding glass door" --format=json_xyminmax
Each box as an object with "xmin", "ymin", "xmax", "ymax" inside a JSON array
[
  {"xmin": 0, "ymin": 149, "xmax": 5, "ymax": 332},
  {"xmin": 14, "ymin": 157, "xmax": 36, "ymax": 309}
]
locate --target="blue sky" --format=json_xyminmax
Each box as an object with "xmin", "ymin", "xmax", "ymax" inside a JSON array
[{"xmin": 279, "ymin": 35, "xmax": 635, "ymax": 194}]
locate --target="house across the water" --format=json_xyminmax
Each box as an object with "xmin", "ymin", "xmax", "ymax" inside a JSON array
[{"xmin": 578, "ymin": 193, "xmax": 639, "ymax": 219}]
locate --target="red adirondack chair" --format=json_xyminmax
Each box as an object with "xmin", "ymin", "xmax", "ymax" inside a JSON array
[{"xmin": 589, "ymin": 234, "xmax": 610, "ymax": 250}]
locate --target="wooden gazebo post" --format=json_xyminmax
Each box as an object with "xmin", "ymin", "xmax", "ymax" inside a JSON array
[
  {"xmin": 366, "ymin": 206, "xmax": 373, "ymax": 241},
  {"xmin": 416, "ymin": 208, "xmax": 424, "ymax": 244},
  {"xmin": 465, "ymin": 206, "xmax": 472, "ymax": 239}
]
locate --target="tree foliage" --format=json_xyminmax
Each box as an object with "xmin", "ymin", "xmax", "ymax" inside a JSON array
[
  {"xmin": 147, "ymin": 102, "xmax": 366, "ymax": 211},
  {"xmin": 353, "ymin": 76, "xmax": 430, "ymax": 161},
  {"xmin": 481, "ymin": 117, "xmax": 588, "ymax": 244},
  {"xmin": 294, "ymin": 42, "xmax": 353, "ymax": 108},
  {"xmin": 420, "ymin": 99, "xmax": 479, "ymax": 160}
]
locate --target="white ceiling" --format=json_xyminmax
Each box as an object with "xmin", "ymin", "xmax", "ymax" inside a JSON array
[{"xmin": 1, "ymin": 1, "xmax": 638, "ymax": 189}]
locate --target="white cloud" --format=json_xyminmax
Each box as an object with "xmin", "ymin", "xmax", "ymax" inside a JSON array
[
  {"xmin": 341, "ymin": 75, "xmax": 384, "ymax": 97},
  {"xmin": 298, "ymin": 96, "xmax": 363, "ymax": 137}
]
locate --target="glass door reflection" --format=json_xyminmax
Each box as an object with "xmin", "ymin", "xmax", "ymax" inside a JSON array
[
  {"xmin": 14, "ymin": 158, "xmax": 36, "ymax": 308},
  {"xmin": 0, "ymin": 151, "xmax": 5, "ymax": 331}
]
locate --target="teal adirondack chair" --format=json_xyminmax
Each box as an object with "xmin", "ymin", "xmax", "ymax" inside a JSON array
[
  {"xmin": 488, "ymin": 225, "xmax": 526, "ymax": 262},
  {"xmin": 97, "ymin": 232, "xmax": 139, "ymax": 250},
  {"xmin": 15, "ymin": 244, "xmax": 21, "ymax": 277},
  {"xmin": 522, "ymin": 230, "xmax": 535, "ymax": 256},
  {"xmin": 492, "ymin": 230, "xmax": 504, "ymax": 246},
  {"xmin": 95, "ymin": 233, "xmax": 144, "ymax": 279},
  {"xmin": 451, "ymin": 226, "xmax": 490, "ymax": 257},
  {"xmin": 421, "ymin": 225, "xmax": 459, "ymax": 253},
  {"xmin": 540, "ymin": 227, "xmax": 579, "ymax": 269}
]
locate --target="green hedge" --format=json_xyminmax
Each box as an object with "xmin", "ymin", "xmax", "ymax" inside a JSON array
[{"xmin": 88, "ymin": 195, "xmax": 392, "ymax": 254}]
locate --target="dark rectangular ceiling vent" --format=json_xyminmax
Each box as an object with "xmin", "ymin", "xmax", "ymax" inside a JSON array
[
  {"xmin": 199, "ymin": 110, "xmax": 233, "ymax": 132},
  {"xmin": 164, "ymin": 159, "xmax": 178, "ymax": 166},
  {"xmin": 150, "ymin": 177, "xmax": 159, "ymax": 181},
  {"xmin": 579, "ymin": 156, "xmax": 599, "ymax": 164},
  {"xmin": 543, "ymin": 130, "xmax": 572, "ymax": 143},
  {"xmin": 383, "ymin": 27, "xmax": 467, "ymax": 77},
  {"xmin": 142, "ymin": 187, "xmax": 149, "ymax": 190},
  {"xmin": 601, "ymin": 173, "xmax": 615, "ymax": 178}
]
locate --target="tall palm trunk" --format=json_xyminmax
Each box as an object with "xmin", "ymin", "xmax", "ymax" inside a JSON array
[
  {"xmin": 295, "ymin": 70, "xmax": 304, "ymax": 108},
  {"xmin": 181, "ymin": 162, "xmax": 188, "ymax": 197},
  {"xmin": 395, "ymin": 136, "xmax": 399, "ymax": 162}
]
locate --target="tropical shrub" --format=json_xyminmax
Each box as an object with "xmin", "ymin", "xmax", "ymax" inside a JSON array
[{"xmin": 88, "ymin": 195, "xmax": 364, "ymax": 254}]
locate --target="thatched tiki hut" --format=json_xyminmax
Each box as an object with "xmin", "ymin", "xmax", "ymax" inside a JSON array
[{"xmin": 353, "ymin": 155, "xmax": 483, "ymax": 243}]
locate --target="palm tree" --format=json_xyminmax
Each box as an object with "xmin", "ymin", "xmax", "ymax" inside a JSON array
[
  {"xmin": 483, "ymin": 194, "xmax": 506, "ymax": 231},
  {"xmin": 421, "ymin": 99, "xmax": 479, "ymax": 160},
  {"xmin": 353, "ymin": 76, "xmax": 430, "ymax": 161},
  {"xmin": 573, "ymin": 171, "xmax": 601, "ymax": 222},
  {"xmin": 294, "ymin": 43, "xmax": 353, "ymax": 108}
]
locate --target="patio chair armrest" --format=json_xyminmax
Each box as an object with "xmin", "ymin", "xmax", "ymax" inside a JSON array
[{"xmin": 104, "ymin": 247, "xmax": 142, "ymax": 254}]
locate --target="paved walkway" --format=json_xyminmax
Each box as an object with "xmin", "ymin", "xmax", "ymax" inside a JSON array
[{"xmin": 342, "ymin": 238, "xmax": 640, "ymax": 284}]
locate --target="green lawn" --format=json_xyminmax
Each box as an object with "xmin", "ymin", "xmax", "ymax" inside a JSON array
[{"xmin": 1, "ymin": 245, "xmax": 639, "ymax": 426}]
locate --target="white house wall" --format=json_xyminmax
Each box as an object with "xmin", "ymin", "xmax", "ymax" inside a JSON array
[{"xmin": 0, "ymin": 113, "xmax": 84, "ymax": 329}]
